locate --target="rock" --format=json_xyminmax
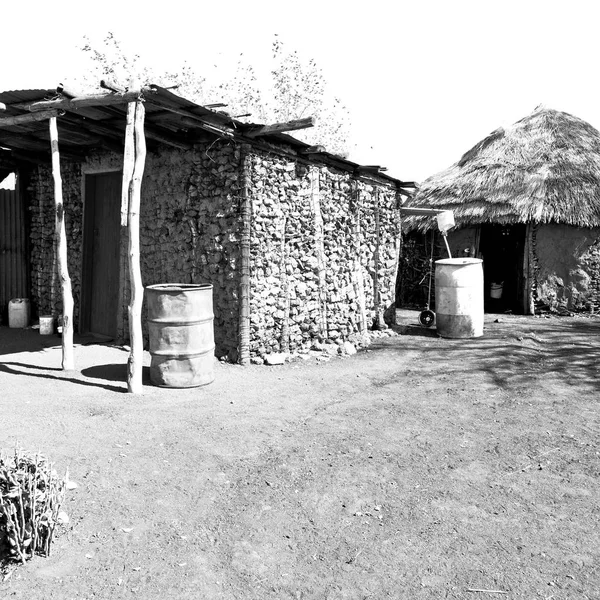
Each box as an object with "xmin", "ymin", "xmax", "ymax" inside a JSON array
[
  {"xmin": 342, "ymin": 341, "xmax": 357, "ymax": 355},
  {"xmin": 323, "ymin": 344, "xmax": 339, "ymax": 356},
  {"xmin": 264, "ymin": 352, "xmax": 289, "ymax": 365}
]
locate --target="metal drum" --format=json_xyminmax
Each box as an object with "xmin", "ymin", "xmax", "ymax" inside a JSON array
[
  {"xmin": 435, "ymin": 258, "xmax": 484, "ymax": 338},
  {"xmin": 146, "ymin": 283, "xmax": 215, "ymax": 387}
]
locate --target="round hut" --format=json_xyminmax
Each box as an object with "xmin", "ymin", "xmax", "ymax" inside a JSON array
[{"xmin": 402, "ymin": 106, "xmax": 600, "ymax": 314}]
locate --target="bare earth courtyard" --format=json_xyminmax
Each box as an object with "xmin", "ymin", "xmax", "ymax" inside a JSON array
[{"xmin": 1, "ymin": 312, "xmax": 599, "ymax": 599}]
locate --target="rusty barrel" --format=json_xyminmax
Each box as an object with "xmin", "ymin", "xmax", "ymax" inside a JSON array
[
  {"xmin": 146, "ymin": 283, "xmax": 215, "ymax": 387},
  {"xmin": 435, "ymin": 258, "xmax": 484, "ymax": 338}
]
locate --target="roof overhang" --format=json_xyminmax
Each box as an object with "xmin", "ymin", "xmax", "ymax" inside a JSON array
[{"xmin": 0, "ymin": 83, "xmax": 415, "ymax": 192}]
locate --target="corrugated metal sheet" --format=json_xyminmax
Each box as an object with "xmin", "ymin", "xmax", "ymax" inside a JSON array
[
  {"xmin": 0, "ymin": 86, "xmax": 415, "ymax": 189},
  {"xmin": 0, "ymin": 175, "xmax": 29, "ymax": 324}
]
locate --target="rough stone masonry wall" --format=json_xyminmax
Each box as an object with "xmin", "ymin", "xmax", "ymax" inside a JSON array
[
  {"xmin": 247, "ymin": 149, "xmax": 401, "ymax": 358},
  {"xmin": 28, "ymin": 161, "xmax": 83, "ymax": 323},
  {"xmin": 85, "ymin": 143, "xmax": 243, "ymax": 358},
  {"xmin": 27, "ymin": 142, "xmax": 401, "ymax": 363}
]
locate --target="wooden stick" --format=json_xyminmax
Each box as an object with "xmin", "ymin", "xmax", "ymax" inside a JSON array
[
  {"xmin": 0, "ymin": 109, "xmax": 61, "ymax": 128},
  {"xmin": 20, "ymin": 90, "xmax": 150, "ymax": 112},
  {"xmin": 238, "ymin": 145, "xmax": 252, "ymax": 365},
  {"xmin": 100, "ymin": 79, "xmax": 127, "ymax": 93},
  {"xmin": 49, "ymin": 117, "xmax": 74, "ymax": 370},
  {"xmin": 309, "ymin": 167, "xmax": 328, "ymax": 338},
  {"xmin": 127, "ymin": 101, "xmax": 146, "ymax": 393},
  {"xmin": 245, "ymin": 116, "xmax": 315, "ymax": 138},
  {"xmin": 466, "ymin": 589, "xmax": 509, "ymax": 594},
  {"xmin": 121, "ymin": 103, "xmax": 135, "ymax": 227},
  {"xmin": 373, "ymin": 188, "xmax": 382, "ymax": 329}
]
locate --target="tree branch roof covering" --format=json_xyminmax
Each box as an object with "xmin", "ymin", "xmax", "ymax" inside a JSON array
[{"xmin": 405, "ymin": 106, "xmax": 600, "ymax": 230}]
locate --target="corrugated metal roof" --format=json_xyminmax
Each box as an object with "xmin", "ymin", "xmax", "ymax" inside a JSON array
[{"xmin": 0, "ymin": 85, "xmax": 415, "ymax": 189}]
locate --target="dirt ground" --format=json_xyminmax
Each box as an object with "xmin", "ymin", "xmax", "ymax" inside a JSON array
[{"xmin": 1, "ymin": 311, "xmax": 599, "ymax": 599}]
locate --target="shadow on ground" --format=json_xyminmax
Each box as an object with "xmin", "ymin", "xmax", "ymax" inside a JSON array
[
  {"xmin": 81, "ymin": 363, "xmax": 152, "ymax": 385},
  {"xmin": 387, "ymin": 312, "xmax": 600, "ymax": 391}
]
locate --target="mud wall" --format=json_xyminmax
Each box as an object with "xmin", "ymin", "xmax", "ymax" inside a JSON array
[{"xmin": 534, "ymin": 224, "xmax": 600, "ymax": 311}]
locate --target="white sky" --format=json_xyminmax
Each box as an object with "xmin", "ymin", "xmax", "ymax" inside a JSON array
[{"xmin": 2, "ymin": 0, "xmax": 599, "ymax": 182}]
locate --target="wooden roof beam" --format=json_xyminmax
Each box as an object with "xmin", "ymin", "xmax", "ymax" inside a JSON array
[
  {"xmin": 60, "ymin": 112, "xmax": 192, "ymax": 150},
  {"xmin": 143, "ymin": 95, "xmax": 235, "ymax": 138},
  {"xmin": 16, "ymin": 89, "xmax": 155, "ymax": 113},
  {"xmin": 400, "ymin": 207, "xmax": 447, "ymax": 216},
  {"xmin": 244, "ymin": 116, "xmax": 315, "ymax": 138},
  {"xmin": 0, "ymin": 110, "xmax": 62, "ymax": 128},
  {"xmin": 356, "ymin": 165, "xmax": 388, "ymax": 175}
]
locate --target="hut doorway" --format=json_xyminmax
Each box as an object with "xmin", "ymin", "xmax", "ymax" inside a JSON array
[
  {"xmin": 479, "ymin": 224, "xmax": 526, "ymax": 314},
  {"xmin": 81, "ymin": 172, "xmax": 122, "ymax": 337}
]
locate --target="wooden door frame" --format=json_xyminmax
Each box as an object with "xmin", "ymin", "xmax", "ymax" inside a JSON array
[{"xmin": 80, "ymin": 168, "xmax": 124, "ymax": 337}]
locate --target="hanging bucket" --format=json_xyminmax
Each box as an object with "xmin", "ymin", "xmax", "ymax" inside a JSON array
[
  {"xmin": 8, "ymin": 298, "xmax": 30, "ymax": 328},
  {"xmin": 435, "ymin": 258, "xmax": 484, "ymax": 338},
  {"xmin": 146, "ymin": 283, "xmax": 215, "ymax": 388}
]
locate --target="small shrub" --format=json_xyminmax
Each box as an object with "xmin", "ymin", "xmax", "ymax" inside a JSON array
[{"xmin": 0, "ymin": 449, "xmax": 66, "ymax": 565}]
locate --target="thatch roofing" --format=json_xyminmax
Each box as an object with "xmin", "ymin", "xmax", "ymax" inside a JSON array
[{"xmin": 405, "ymin": 106, "xmax": 600, "ymax": 230}]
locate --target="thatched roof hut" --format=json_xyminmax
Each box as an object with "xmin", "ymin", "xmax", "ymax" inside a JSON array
[
  {"xmin": 407, "ymin": 106, "xmax": 600, "ymax": 229},
  {"xmin": 401, "ymin": 107, "xmax": 600, "ymax": 315}
]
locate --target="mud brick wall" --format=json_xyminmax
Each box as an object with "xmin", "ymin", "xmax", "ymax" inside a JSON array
[
  {"xmin": 535, "ymin": 224, "xmax": 600, "ymax": 311},
  {"xmin": 26, "ymin": 141, "xmax": 401, "ymax": 361}
]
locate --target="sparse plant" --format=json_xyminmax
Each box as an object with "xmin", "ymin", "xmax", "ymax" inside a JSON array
[{"xmin": 0, "ymin": 449, "xmax": 67, "ymax": 565}]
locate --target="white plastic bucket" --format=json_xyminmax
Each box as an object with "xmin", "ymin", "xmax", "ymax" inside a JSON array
[
  {"xmin": 8, "ymin": 298, "xmax": 30, "ymax": 328},
  {"xmin": 490, "ymin": 282, "xmax": 503, "ymax": 299},
  {"xmin": 39, "ymin": 316, "xmax": 54, "ymax": 335},
  {"xmin": 435, "ymin": 258, "xmax": 484, "ymax": 338}
]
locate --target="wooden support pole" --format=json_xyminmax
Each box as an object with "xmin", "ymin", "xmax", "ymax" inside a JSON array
[
  {"xmin": 121, "ymin": 103, "xmax": 135, "ymax": 227},
  {"xmin": 49, "ymin": 117, "xmax": 74, "ymax": 370},
  {"xmin": 372, "ymin": 187, "xmax": 383, "ymax": 329},
  {"xmin": 309, "ymin": 166, "xmax": 328, "ymax": 338},
  {"xmin": 238, "ymin": 145, "xmax": 252, "ymax": 365},
  {"xmin": 126, "ymin": 100, "xmax": 146, "ymax": 393}
]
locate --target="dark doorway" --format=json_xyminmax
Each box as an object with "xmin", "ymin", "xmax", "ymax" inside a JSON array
[
  {"xmin": 81, "ymin": 172, "xmax": 122, "ymax": 337},
  {"xmin": 0, "ymin": 172, "xmax": 30, "ymax": 324},
  {"xmin": 479, "ymin": 224, "xmax": 526, "ymax": 314}
]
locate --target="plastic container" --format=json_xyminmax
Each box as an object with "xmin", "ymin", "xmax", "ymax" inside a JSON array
[
  {"xmin": 39, "ymin": 315, "xmax": 54, "ymax": 335},
  {"xmin": 436, "ymin": 210, "xmax": 455, "ymax": 233},
  {"xmin": 8, "ymin": 298, "xmax": 30, "ymax": 328},
  {"xmin": 490, "ymin": 282, "xmax": 504, "ymax": 299},
  {"xmin": 435, "ymin": 258, "xmax": 484, "ymax": 338}
]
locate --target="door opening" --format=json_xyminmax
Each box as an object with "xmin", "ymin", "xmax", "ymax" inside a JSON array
[
  {"xmin": 479, "ymin": 224, "xmax": 526, "ymax": 314},
  {"xmin": 81, "ymin": 172, "xmax": 122, "ymax": 337}
]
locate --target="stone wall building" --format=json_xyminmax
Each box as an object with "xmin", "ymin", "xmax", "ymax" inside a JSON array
[{"xmin": 1, "ymin": 86, "xmax": 414, "ymax": 362}]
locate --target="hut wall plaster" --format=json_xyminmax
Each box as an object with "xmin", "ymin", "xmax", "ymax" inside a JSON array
[
  {"xmin": 535, "ymin": 224, "xmax": 600, "ymax": 311},
  {"xmin": 26, "ymin": 142, "xmax": 401, "ymax": 361}
]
